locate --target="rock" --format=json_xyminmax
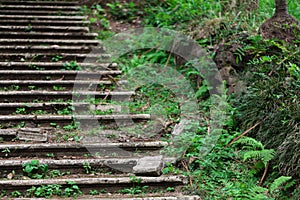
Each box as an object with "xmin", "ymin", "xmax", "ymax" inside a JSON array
[
  {"xmin": 17, "ymin": 128, "xmax": 48, "ymax": 142},
  {"xmin": 133, "ymin": 155, "xmax": 164, "ymax": 176}
]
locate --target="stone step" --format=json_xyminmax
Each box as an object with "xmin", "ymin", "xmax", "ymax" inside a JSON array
[
  {"xmin": 0, "ymin": 39, "xmax": 100, "ymax": 45},
  {"xmin": 0, "ymin": 19, "xmax": 90, "ymax": 26},
  {"xmin": 0, "ymin": 25, "xmax": 89, "ymax": 33},
  {"xmin": 0, "ymin": 53, "xmax": 110, "ymax": 62},
  {"xmin": 0, "ymin": 0, "xmax": 78, "ymax": 6},
  {"xmin": 0, "ymin": 32, "xmax": 97, "ymax": 39},
  {"xmin": 0, "ymin": 141, "xmax": 166, "ymax": 158},
  {"xmin": 0, "ymin": 62, "xmax": 116, "ymax": 70},
  {"xmin": 0, "ymin": 156, "xmax": 173, "ymax": 177},
  {"xmin": 0, "ymin": 114, "xmax": 150, "ymax": 127},
  {"xmin": 0, "ymin": 91, "xmax": 134, "ymax": 102},
  {"xmin": 0, "ymin": 102, "xmax": 122, "ymax": 115},
  {"xmin": 0, "ymin": 10, "xmax": 78, "ymax": 16},
  {"xmin": 0, "ymin": 70, "xmax": 122, "ymax": 80},
  {"xmin": 0, "ymin": 5, "xmax": 80, "ymax": 11},
  {"xmin": 0, "ymin": 45, "xmax": 102, "ymax": 54},
  {"xmin": 0, "ymin": 14, "xmax": 87, "ymax": 20},
  {"xmin": 0, "ymin": 79, "xmax": 127, "ymax": 91},
  {"xmin": 0, "ymin": 175, "xmax": 187, "ymax": 194},
  {"xmin": 4, "ymin": 195, "xmax": 201, "ymax": 200}
]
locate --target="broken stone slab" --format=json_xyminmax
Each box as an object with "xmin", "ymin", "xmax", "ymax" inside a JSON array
[
  {"xmin": 17, "ymin": 128, "xmax": 49, "ymax": 142},
  {"xmin": 133, "ymin": 155, "xmax": 164, "ymax": 176},
  {"xmin": 0, "ymin": 129, "xmax": 17, "ymax": 136}
]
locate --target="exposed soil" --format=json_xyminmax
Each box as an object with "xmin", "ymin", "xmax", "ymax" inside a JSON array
[{"xmin": 260, "ymin": 0, "xmax": 300, "ymax": 43}]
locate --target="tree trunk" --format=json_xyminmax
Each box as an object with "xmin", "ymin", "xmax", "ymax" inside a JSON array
[{"xmin": 275, "ymin": 0, "xmax": 288, "ymax": 15}]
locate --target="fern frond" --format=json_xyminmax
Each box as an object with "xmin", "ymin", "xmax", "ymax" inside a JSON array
[
  {"xmin": 269, "ymin": 176, "xmax": 292, "ymax": 194},
  {"xmin": 234, "ymin": 136, "xmax": 264, "ymax": 150},
  {"xmin": 243, "ymin": 149, "xmax": 275, "ymax": 165}
]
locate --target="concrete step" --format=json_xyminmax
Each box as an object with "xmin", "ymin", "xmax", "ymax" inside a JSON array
[
  {"xmin": 0, "ymin": 175, "xmax": 187, "ymax": 194},
  {"xmin": 0, "ymin": 91, "xmax": 134, "ymax": 102},
  {"xmin": 0, "ymin": 0, "xmax": 78, "ymax": 6},
  {"xmin": 0, "ymin": 53, "xmax": 110, "ymax": 62},
  {"xmin": 0, "ymin": 39, "xmax": 100, "ymax": 45},
  {"xmin": 0, "ymin": 70, "xmax": 122, "ymax": 80},
  {"xmin": 0, "ymin": 79, "xmax": 126, "ymax": 91},
  {"xmin": 0, "ymin": 45, "xmax": 101, "ymax": 54},
  {"xmin": 0, "ymin": 25, "xmax": 89, "ymax": 33},
  {"xmin": 0, "ymin": 156, "xmax": 173, "ymax": 177},
  {"xmin": 0, "ymin": 102, "xmax": 122, "ymax": 115},
  {"xmin": 0, "ymin": 114, "xmax": 150, "ymax": 127},
  {"xmin": 0, "ymin": 14, "xmax": 87, "ymax": 20},
  {"xmin": 0, "ymin": 19, "xmax": 90, "ymax": 26},
  {"xmin": 0, "ymin": 5, "xmax": 80, "ymax": 11},
  {"xmin": 0, "ymin": 32, "xmax": 97, "ymax": 39},
  {"xmin": 0, "ymin": 10, "xmax": 78, "ymax": 16},
  {"xmin": 0, "ymin": 141, "xmax": 166, "ymax": 158},
  {"xmin": 2, "ymin": 195, "xmax": 201, "ymax": 200},
  {"xmin": 0, "ymin": 62, "xmax": 116, "ymax": 70}
]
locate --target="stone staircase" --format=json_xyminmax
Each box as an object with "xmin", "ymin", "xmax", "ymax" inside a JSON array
[{"xmin": 0, "ymin": 0, "xmax": 199, "ymax": 199}]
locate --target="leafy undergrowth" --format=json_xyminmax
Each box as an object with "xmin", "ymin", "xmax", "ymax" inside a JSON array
[{"xmin": 80, "ymin": 0, "xmax": 300, "ymax": 199}]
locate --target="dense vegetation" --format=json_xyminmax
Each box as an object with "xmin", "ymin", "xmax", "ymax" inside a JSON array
[{"xmin": 80, "ymin": 0, "xmax": 300, "ymax": 199}]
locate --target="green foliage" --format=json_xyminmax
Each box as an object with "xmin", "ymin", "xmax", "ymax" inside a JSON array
[
  {"xmin": 269, "ymin": 176, "xmax": 293, "ymax": 194},
  {"xmin": 236, "ymin": 38, "xmax": 300, "ymax": 178},
  {"xmin": 11, "ymin": 191, "xmax": 22, "ymax": 197},
  {"xmin": 22, "ymin": 160, "xmax": 48, "ymax": 179},
  {"xmin": 26, "ymin": 184, "xmax": 62, "ymax": 198},
  {"xmin": 64, "ymin": 181, "xmax": 83, "ymax": 197},
  {"xmin": 62, "ymin": 61, "xmax": 81, "ymax": 70},
  {"xmin": 106, "ymin": 1, "xmax": 143, "ymax": 21}
]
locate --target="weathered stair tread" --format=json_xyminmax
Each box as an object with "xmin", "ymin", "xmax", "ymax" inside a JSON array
[
  {"xmin": 0, "ymin": 39, "xmax": 100, "ymax": 45},
  {"xmin": 0, "ymin": 175, "xmax": 187, "ymax": 194},
  {"xmin": 0, "ymin": 10, "xmax": 79, "ymax": 16},
  {"xmin": 0, "ymin": 70, "xmax": 122, "ymax": 80},
  {"xmin": 0, "ymin": 26, "xmax": 89, "ymax": 32},
  {"xmin": 0, "ymin": 32, "xmax": 98, "ymax": 39},
  {"xmin": 0, "ymin": 114, "xmax": 150, "ymax": 120},
  {"xmin": 0, "ymin": 53, "xmax": 110, "ymax": 59},
  {"xmin": 0, "ymin": 175, "xmax": 187, "ymax": 185},
  {"xmin": 0, "ymin": 80, "xmax": 126, "ymax": 85},
  {"xmin": 0, "ymin": 5, "xmax": 80, "ymax": 10},
  {"xmin": 0, "ymin": 15, "xmax": 87, "ymax": 20},
  {"xmin": 0, "ymin": 91, "xmax": 133, "ymax": 95},
  {"xmin": 0, "ymin": 141, "xmax": 167, "ymax": 158},
  {"xmin": 0, "ymin": 62, "xmax": 115, "ymax": 69},
  {"xmin": 0, "ymin": 19, "xmax": 90, "ymax": 26},
  {"xmin": 0, "ymin": 0, "xmax": 78, "ymax": 6},
  {"xmin": 0, "ymin": 141, "xmax": 167, "ymax": 149},
  {"xmin": 0, "ymin": 156, "xmax": 173, "ymax": 175},
  {"xmin": 11, "ymin": 196, "xmax": 200, "ymax": 200}
]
